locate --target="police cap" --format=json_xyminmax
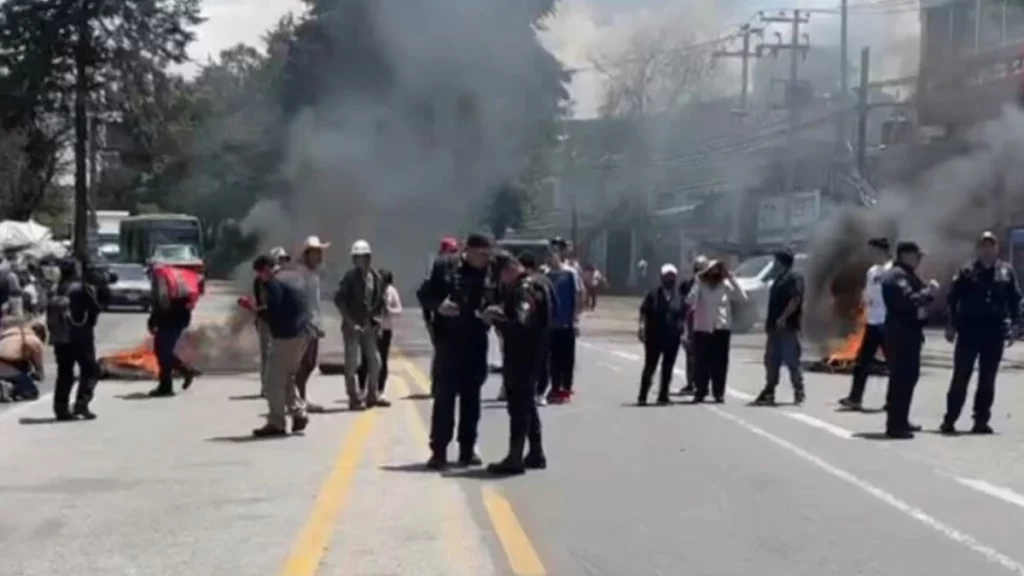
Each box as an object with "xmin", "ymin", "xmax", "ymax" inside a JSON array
[
  {"xmin": 465, "ymin": 233, "xmax": 494, "ymax": 249},
  {"xmin": 867, "ymin": 237, "xmax": 891, "ymax": 251},
  {"xmin": 252, "ymin": 254, "xmax": 276, "ymax": 272},
  {"xmin": 978, "ymin": 231, "xmax": 998, "ymax": 245},
  {"xmin": 895, "ymin": 241, "xmax": 923, "ymax": 256},
  {"xmin": 491, "ymin": 250, "xmax": 521, "ymax": 271}
]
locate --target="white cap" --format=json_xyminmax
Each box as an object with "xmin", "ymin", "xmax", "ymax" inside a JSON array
[
  {"xmin": 660, "ymin": 263, "xmax": 678, "ymax": 276},
  {"xmin": 303, "ymin": 235, "xmax": 330, "ymax": 250},
  {"xmin": 351, "ymin": 239, "xmax": 372, "ymax": 256}
]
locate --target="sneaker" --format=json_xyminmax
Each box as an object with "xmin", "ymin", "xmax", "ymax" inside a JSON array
[
  {"xmin": 425, "ymin": 453, "xmax": 448, "ymax": 471},
  {"xmin": 752, "ymin": 390, "xmax": 775, "ymax": 406},
  {"xmin": 181, "ymin": 369, "xmax": 199, "ymax": 391},
  {"xmin": 546, "ymin": 390, "xmax": 562, "ymax": 404},
  {"xmin": 72, "ymin": 406, "xmax": 97, "ymax": 420},
  {"xmin": 147, "ymin": 388, "xmax": 174, "ymax": 398},
  {"xmin": 885, "ymin": 429, "xmax": 914, "ymax": 439},
  {"xmin": 675, "ymin": 385, "xmax": 696, "ymax": 396},
  {"xmin": 793, "ymin": 389, "xmax": 806, "ymax": 406},
  {"xmin": 486, "ymin": 458, "xmax": 526, "ymax": 476},
  {"xmin": 292, "ymin": 415, "xmax": 309, "ymax": 433},
  {"xmin": 307, "ymin": 402, "xmax": 326, "ymax": 414},
  {"xmin": 971, "ymin": 423, "xmax": 994, "ymax": 435},
  {"xmin": 939, "ymin": 421, "xmax": 957, "ymax": 435},
  {"xmin": 348, "ymin": 399, "xmax": 365, "ymax": 411},
  {"xmin": 838, "ymin": 397, "xmax": 862, "ymax": 410},
  {"xmin": 456, "ymin": 449, "xmax": 483, "ymax": 467},
  {"xmin": 374, "ymin": 396, "xmax": 392, "ymax": 408},
  {"xmin": 558, "ymin": 389, "xmax": 573, "ymax": 404},
  {"xmin": 535, "ymin": 394, "xmax": 548, "ymax": 407}
]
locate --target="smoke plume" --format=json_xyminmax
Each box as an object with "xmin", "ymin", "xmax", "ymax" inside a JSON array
[{"xmin": 803, "ymin": 105, "xmax": 1024, "ymax": 351}]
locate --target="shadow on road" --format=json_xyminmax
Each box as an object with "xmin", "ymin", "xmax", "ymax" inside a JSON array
[
  {"xmin": 403, "ymin": 393, "xmax": 432, "ymax": 401},
  {"xmin": 228, "ymin": 394, "xmax": 263, "ymax": 401},
  {"xmin": 117, "ymin": 392, "xmax": 166, "ymax": 401},
  {"xmin": 206, "ymin": 434, "xmax": 291, "ymax": 443},
  {"xmin": 443, "ymin": 467, "xmax": 509, "ymax": 481},
  {"xmin": 18, "ymin": 417, "xmax": 74, "ymax": 425},
  {"xmin": 853, "ymin": 431, "xmax": 913, "ymax": 441},
  {"xmin": 379, "ymin": 462, "xmax": 435, "ymax": 474}
]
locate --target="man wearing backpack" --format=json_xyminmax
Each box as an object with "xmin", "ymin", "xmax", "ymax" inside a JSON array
[
  {"xmin": 147, "ymin": 264, "xmax": 200, "ymax": 397},
  {"xmin": 47, "ymin": 258, "xmax": 104, "ymax": 419}
]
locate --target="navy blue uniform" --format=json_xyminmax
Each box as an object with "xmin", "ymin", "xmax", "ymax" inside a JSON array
[
  {"xmin": 494, "ymin": 271, "xmax": 549, "ymax": 465},
  {"xmin": 418, "ymin": 254, "xmax": 490, "ymax": 463},
  {"xmin": 50, "ymin": 280, "xmax": 103, "ymax": 418},
  {"xmin": 943, "ymin": 260, "xmax": 1022, "ymax": 430},
  {"xmin": 880, "ymin": 263, "xmax": 934, "ymax": 434}
]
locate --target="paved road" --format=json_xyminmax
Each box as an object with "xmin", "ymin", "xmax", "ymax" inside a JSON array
[{"xmin": 5, "ymin": 301, "xmax": 1024, "ymax": 575}]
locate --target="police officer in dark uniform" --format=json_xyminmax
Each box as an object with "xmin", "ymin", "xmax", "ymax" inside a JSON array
[
  {"xmin": 419, "ymin": 232, "xmax": 494, "ymax": 470},
  {"xmin": 881, "ymin": 241, "xmax": 939, "ymax": 439},
  {"xmin": 48, "ymin": 257, "xmax": 106, "ymax": 421},
  {"xmin": 484, "ymin": 251, "xmax": 549, "ymax": 475},
  {"xmin": 941, "ymin": 231, "xmax": 1022, "ymax": 435},
  {"xmin": 517, "ymin": 252, "xmax": 555, "ymax": 403}
]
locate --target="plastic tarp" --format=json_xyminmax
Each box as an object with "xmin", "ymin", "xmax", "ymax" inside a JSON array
[{"xmin": 0, "ymin": 220, "xmax": 52, "ymax": 250}]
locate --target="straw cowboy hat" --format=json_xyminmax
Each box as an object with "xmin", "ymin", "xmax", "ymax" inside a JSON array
[{"xmin": 302, "ymin": 235, "xmax": 330, "ymax": 251}]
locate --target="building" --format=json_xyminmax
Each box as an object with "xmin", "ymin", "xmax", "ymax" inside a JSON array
[{"xmin": 918, "ymin": 0, "xmax": 1024, "ymax": 128}]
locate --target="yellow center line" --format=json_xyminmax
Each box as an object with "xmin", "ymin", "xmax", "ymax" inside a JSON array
[
  {"xmin": 279, "ymin": 409, "xmax": 379, "ymax": 576},
  {"xmin": 395, "ymin": 351, "xmax": 547, "ymax": 576}
]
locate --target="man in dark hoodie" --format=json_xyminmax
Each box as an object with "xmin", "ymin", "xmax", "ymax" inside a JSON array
[{"xmin": 252, "ymin": 254, "xmax": 311, "ymax": 437}]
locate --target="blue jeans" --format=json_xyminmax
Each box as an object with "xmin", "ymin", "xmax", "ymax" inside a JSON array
[
  {"xmin": 154, "ymin": 326, "xmax": 185, "ymax": 392},
  {"xmin": 764, "ymin": 329, "xmax": 804, "ymax": 391}
]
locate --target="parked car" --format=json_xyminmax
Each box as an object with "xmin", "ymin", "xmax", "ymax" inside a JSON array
[{"xmin": 107, "ymin": 263, "xmax": 152, "ymax": 311}]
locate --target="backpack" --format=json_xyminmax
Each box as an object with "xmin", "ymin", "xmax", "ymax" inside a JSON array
[
  {"xmin": 153, "ymin": 266, "xmax": 200, "ymax": 310},
  {"xmin": 46, "ymin": 285, "xmax": 73, "ymax": 345}
]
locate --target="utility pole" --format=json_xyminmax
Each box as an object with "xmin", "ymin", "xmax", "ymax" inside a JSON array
[
  {"xmin": 856, "ymin": 46, "xmax": 870, "ymax": 173},
  {"xmin": 73, "ymin": 0, "xmax": 92, "ymax": 262},
  {"xmin": 758, "ymin": 9, "xmax": 810, "ymax": 245},
  {"xmin": 836, "ymin": 0, "xmax": 849, "ymax": 153},
  {"xmin": 713, "ymin": 24, "xmax": 763, "ymax": 116}
]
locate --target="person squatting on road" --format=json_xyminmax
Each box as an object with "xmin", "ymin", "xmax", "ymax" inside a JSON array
[
  {"xmin": 840, "ymin": 238, "xmax": 893, "ymax": 411},
  {"xmin": 483, "ymin": 251, "xmax": 550, "ymax": 476},
  {"xmin": 420, "ymin": 232, "xmax": 494, "ymax": 470},
  {"xmin": 0, "ymin": 321, "xmax": 46, "ymax": 403},
  {"xmin": 941, "ymin": 231, "xmax": 1022, "ymax": 435},
  {"xmin": 335, "ymin": 239, "xmax": 387, "ymax": 410},
  {"xmin": 686, "ymin": 260, "xmax": 747, "ymax": 403},
  {"xmin": 254, "ymin": 246, "xmax": 290, "ymax": 397},
  {"xmin": 293, "ymin": 236, "xmax": 328, "ymax": 412},
  {"xmin": 674, "ymin": 256, "xmax": 708, "ymax": 396},
  {"xmin": 636, "ymin": 264, "xmax": 686, "ymax": 405},
  {"xmin": 146, "ymin": 264, "xmax": 200, "ymax": 397},
  {"xmin": 418, "ymin": 237, "xmax": 460, "ymax": 398},
  {"xmin": 542, "ymin": 236, "xmax": 583, "ymax": 404},
  {"xmin": 754, "ymin": 248, "xmax": 806, "ymax": 406},
  {"xmin": 252, "ymin": 254, "xmax": 311, "ymax": 437},
  {"xmin": 881, "ymin": 241, "xmax": 939, "ymax": 439},
  {"xmin": 358, "ymin": 269, "xmax": 402, "ymax": 399},
  {"xmin": 47, "ymin": 258, "xmax": 105, "ymax": 419}
]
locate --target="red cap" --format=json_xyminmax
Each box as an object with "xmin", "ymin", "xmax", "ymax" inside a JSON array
[{"xmin": 439, "ymin": 237, "xmax": 459, "ymax": 253}]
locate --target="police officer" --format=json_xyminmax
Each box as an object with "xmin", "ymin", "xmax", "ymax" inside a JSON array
[
  {"xmin": 484, "ymin": 251, "xmax": 549, "ymax": 475},
  {"xmin": 840, "ymin": 237, "xmax": 893, "ymax": 410},
  {"xmin": 48, "ymin": 258, "xmax": 104, "ymax": 421},
  {"xmin": 941, "ymin": 231, "xmax": 1022, "ymax": 434},
  {"xmin": 417, "ymin": 237, "xmax": 461, "ymax": 397},
  {"xmin": 420, "ymin": 232, "xmax": 494, "ymax": 469},
  {"xmin": 881, "ymin": 241, "xmax": 939, "ymax": 439}
]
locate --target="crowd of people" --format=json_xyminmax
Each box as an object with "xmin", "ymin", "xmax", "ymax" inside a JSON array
[{"xmin": 635, "ymin": 231, "xmax": 1021, "ymax": 439}]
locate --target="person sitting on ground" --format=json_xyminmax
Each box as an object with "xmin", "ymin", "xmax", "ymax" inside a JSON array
[{"xmin": 0, "ymin": 320, "xmax": 46, "ymax": 401}]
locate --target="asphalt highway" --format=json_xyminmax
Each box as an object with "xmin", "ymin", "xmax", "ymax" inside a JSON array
[{"xmin": 4, "ymin": 295, "xmax": 1024, "ymax": 575}]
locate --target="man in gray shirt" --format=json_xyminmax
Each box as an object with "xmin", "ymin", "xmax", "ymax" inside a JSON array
[
  {"xmin": 294, "ymin": 236, "xmax": 329, "ymax": 411},
  {"xmin": 334, "ymin": 239, "xmax": 386, "ymax": 410}
]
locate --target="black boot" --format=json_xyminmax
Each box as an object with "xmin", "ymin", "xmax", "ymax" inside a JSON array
[
  {"xmin": 73, "ymin": 405, "xmax": 97, "ymax": 420},
  {"xmin": 425, "ymin": 451, "xmax": 448, "ymax": 471},
  {"xmin": 456, "ymin": 445, "xmax": 482, "ymax": 467},
  {"xmin": 488, "ymin": 438, "xmax": 526, "ymax": 476},
  {"xmin": 753, "ymin": 389, "xmax": 775, "ymax": 406}
]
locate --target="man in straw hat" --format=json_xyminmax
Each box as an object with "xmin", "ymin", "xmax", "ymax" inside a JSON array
[{"xmin": 293, "ymin": 235, "xmax": 329, "ymax": 412}]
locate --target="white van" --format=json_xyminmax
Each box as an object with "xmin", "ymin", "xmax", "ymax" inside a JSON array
[{"xmin": 730, "ymin": 252, "xmax": 808, "ymax": 332}]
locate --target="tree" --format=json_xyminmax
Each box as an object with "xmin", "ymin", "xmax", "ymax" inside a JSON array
[
  {"xmin": 0, "ymin": 0, "xmax": 203, "ymax": 252},
  {"xmin": 592, "ymin": 25, "xmax": 719, "ymax": 118}
]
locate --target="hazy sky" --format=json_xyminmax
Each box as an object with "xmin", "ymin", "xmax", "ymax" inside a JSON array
[{"xmin": 188, "ymin": 0, "xmax": 919, "ymax": 118}]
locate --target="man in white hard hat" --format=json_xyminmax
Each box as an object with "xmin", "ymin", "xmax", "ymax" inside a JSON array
[
  {"xmin": 334, "ymin": 239, "xmax": 387, "ymax": 409},
  {"xmin": 294, "ymin": 236, "xmax": 328, "ymax": 411}
]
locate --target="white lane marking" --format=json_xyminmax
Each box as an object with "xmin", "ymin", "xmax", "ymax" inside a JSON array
[
  {"xmin": 956, "ymin": 478, "xmax": 1024, "ymax": 511},
  {"xmin": 726, "ymin": 388, "xmax": 755, "ymax": 401},
  {"xmin": 783, "ymin": 411, "xmax": 854, "ymax": 439},
  {"xmin": 610, "ymin": 349, "xmax": 640, "ymax": 361},
  {"xmin": 596, "ymin": 361, "xmax": 623, "ymax": 373},
  {"xmin": 0, "ymin": 392, "xmax": 53, "ymax": 422},
  {"xmin": 710, "ymin": 406, "xmax": 1024, "ymax": 574}
]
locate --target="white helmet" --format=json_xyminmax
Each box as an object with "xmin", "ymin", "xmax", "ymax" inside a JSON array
[{"xmin": 351, "ymin": 240, "xmax": 372, "ymax": 256}]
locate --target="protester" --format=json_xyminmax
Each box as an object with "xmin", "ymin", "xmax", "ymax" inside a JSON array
[
  {"xmin": 146, "ymin": 264, "xmax": 200, "ymax": 397},
  {"xmin": 636, "ymin": 264, "xmax": 686, "ymax": 406},
  {"xmin": 753, "ymin": 248, "xmax": 806, "ymax": 406},
  {"xmin": 686, "ymin": 260, "xmax": 747, "ymax": 403},
  {"xmin": 253, "ymin": 246, "xmax": 289, "ymax": 397},
  {"xmin": 0, "ymin": 321, "xmax": 45, "ymax": 402},
  {"xmin": 545, "ymin": 237, "xmax": 583, "ymax": 404},
  {"xmin": 674, "ymin": 255, "xmax": 708, "ymax": 396},
  {"xmin": 359, "ymin": 269, "xmax": 401, "ymax": 401},
  {"xmin": 581, "ymin": 264, "xmax": 604, "ymax": 311},
  {"xmin": 335, "ymin": 239, "xmax": 386, "ymax": 409},
  {"xmin": 293, "ymin": 236, "xmax": 327, "ymax": 411}
]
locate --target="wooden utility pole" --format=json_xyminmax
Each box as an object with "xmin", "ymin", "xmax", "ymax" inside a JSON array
[
  {"xmin": 856, "ymin": 46, "xmax": 870, "ymax": 173},
  {"xmin": 72, "ymin": 0, "xmax": 92, "ymax": 262},
  {"xmin": 758, "ymin": 9, "xmax": 810, "ymax": 245},
  {"xmin": 713, "ymin": 24, "xmax": 763, "ymax": 116}
]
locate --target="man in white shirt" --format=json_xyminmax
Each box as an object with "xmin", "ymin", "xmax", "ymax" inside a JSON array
[{"xmin": 839, "ymin": 237, "xmax": 892, "ymax": 410}]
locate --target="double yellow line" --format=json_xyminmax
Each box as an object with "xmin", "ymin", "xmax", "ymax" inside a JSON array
[{"xmin": 278, "ymin": 352, "xmax": 546, "ymax": 576}]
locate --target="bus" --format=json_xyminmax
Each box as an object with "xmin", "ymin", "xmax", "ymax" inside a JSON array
[{"xmin": 119, "ymin": 214, "xmax": 204, "ymax": 265}]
